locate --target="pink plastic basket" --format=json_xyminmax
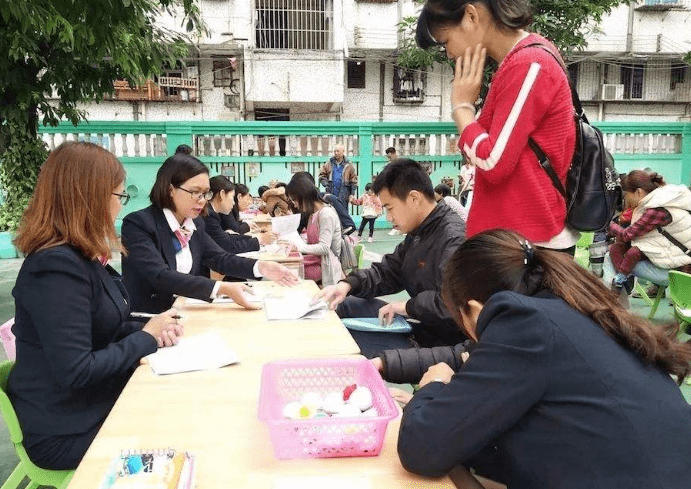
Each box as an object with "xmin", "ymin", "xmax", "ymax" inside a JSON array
[
  {"xmin": 258, "ymin": 357, "xmax": 399, "ymax": 460},
  {"xmin": 0, "ymin": 319, "xmax": 15, "ymax": 362}
]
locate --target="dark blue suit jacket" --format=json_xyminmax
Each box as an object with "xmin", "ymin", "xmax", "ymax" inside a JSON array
[
  {"xmin": 399, "ymin": 291, "xmax": 691, "ymax": 488},
  {"xmin": 8, "ymin": 245, "xmax": 157, "ymax": 436},
  {"xmin": 221, "ymin": 208, "xmax": 250, "ymax": 234},
  {"xmin": 121, "ymin": 206, "xmax": 257, "ymax": 313},
  {"xmin": 203, "ymin": 207, "xmax": 260, "ymax": 254}
]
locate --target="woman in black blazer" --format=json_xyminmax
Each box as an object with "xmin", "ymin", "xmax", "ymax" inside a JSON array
[
  {"xmin": 204, "ymin": 176, "xmax": 275, "ymax": 254},
  {"xmin": 220, "ymin": 183, "xmax": 253, "ymax": 234},
  {"xmin": 393, "ymin": 229, "xmax": 691, "ymax": 488},
  {"xmin": 8, "ymin": 142, "xmax": 181, "ymax": 470},
  {"xmin": 121, "ymin": 154, "xmax": 297, "ymax": 314}
]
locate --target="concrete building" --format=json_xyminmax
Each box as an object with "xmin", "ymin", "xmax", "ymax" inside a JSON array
[
  {"xmin": 67, "ymin": 0, "xmax": 690, "ymax": 124},
  {"xmin": 575, "ymin": 0, "xmax": 691, "ymax": 122},
  {"xmin": 72, "ymin": 0, "xmax": 453, "ymax": 124}
]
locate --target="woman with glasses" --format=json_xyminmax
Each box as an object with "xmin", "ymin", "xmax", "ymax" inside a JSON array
[
  {"xmin": 121, "ymin": 153, "xmax": 298, "ymax": 314},
  {"xmin": 8, "ymin": 142, "xmax": 182, "ymax": 470}
]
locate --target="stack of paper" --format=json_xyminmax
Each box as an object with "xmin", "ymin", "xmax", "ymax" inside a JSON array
[
  {"xmin": 263, "ymin": 291, "xmax": 327, "ymax": 320},
  {"xmin": 146, "ymin": 332, "xmax": 238, "ymax": 375}
]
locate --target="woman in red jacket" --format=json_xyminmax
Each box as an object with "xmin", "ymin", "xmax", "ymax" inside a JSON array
[{"xmin": 417, "ymin": 0, "xmax": 577, "ymax": 253}]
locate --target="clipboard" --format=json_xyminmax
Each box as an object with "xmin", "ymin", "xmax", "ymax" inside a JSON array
[{"xmin": 341, "ymin": 316, "xmax": 413, "ymax": 334}]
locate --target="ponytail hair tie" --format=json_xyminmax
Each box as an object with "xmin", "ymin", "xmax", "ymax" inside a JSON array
[{"xmin": 520, "ymin": 240, "xmax": 534, "ymax": 266}]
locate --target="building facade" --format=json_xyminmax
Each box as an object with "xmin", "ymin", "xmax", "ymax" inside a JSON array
[
  {"xmin": 71, "ymin": 0, "xmax": 453, "ymax": 125},
  {"xmin": 66, "ymin": 0, "xmax": 690, "ymax": 125},
  {"xmin": 575, "ymin": 0, "xmax": 691, "ymax": 122}
]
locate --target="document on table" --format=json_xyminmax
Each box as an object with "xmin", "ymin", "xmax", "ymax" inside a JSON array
[
  {"xmin": 184, "ymin": 291, "xmax": 263, "ymax": 306},
  {"xmin": 145, "ymin": 332, "xmax": 239, "ymax": 375},
  {"xmin": 263, "ymin": 291, "xmax": 327, "ymax": 320}
]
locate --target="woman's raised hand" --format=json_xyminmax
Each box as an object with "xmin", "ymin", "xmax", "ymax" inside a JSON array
[
  {"xmin": 258, "ymin": 231, "xmax": 277, "ymax": 245},
  {"xmin": 257, "ymin": 261, "xmax": 299, "ymax": 286},
  {"xmin": 452, "ymin": 43, "xmax": 487, "ymax": 109},
  {"xmin": 218, "ymin": 283, "xmax": 261, "ymax": 310}
]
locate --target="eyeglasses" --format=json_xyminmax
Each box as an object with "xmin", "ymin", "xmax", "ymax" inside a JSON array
[
  {"xmin": 177, "ymin": 186, "xmax": 213, "ymax": 201},
  {"xmin": 112, "ymin": 192, "xmax": 131, "ymax": 205}
]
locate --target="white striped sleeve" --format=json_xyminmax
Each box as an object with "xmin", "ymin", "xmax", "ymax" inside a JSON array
[{"xmin": 463, "ymin": 62, "xmax": 542, "ymax": 171}]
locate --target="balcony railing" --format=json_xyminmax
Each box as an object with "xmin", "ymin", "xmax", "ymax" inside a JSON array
[
  {"xmin": 108, "ymin": 78, "xmax": 199, "ymax": 103},
  {"xmin": 36, "ymin": 121, "xmax": 691, "ymax": 223}
]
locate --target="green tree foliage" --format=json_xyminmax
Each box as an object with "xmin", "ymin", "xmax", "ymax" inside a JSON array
[
  {"xmin": 397, "ymin": 0, "xmax": 630, "ymax": 71},
  {"xmin": 0, "ymin": 0, "xmax": 203, "ymax": 231}
]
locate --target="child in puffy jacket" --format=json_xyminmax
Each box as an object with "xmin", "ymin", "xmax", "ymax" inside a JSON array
[
  {"xmin": 609, "ymin": 170, "xmax": 691, "ymax": 291},
  {"xmin": 350, "ymin": 183, "xmax": 382, "ymax": 242}
]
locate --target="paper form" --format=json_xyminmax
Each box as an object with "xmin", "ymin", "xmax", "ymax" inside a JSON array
[
  {"xmin": 263, "ymin": 290, "xmax": 327, "ymax": 320},
  {"xmin": 146, "ymin": 332, "xmax": 239, "ymax": 375}
]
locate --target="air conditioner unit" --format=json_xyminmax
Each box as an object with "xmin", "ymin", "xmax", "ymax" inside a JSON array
[
  {"xmin": 224, "ymin": 94, "xmax": 240, "ymax": 109},
  {"xmin": 601, "ymin": 84, "xmax": 624, "ymax": 100}
]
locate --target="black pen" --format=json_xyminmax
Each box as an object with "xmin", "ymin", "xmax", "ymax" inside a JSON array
[{"xmin": 130, "ymin": 312, "xmax": 183, "ymax": 320}]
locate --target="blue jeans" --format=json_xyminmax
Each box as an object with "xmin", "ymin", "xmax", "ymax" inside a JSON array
[
  {"xmin": 337, "ymin": 296, "xmax": 415, "ymax": 358},
  {"xmin": 323, "ymin": 194, "xmax": 355, "ymax": 231}
]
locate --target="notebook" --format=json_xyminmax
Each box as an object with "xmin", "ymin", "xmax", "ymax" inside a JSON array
[
  {"xmin": 341, "ymin": 315, "xmax": 413, "ymax": 334},
  {"xmin": 145, "ymin": 332, "xmax": 238, "ymax": 375},
  {"xmin": 99, "ymin": 449, "xmax": 195, "ymax": 489}
]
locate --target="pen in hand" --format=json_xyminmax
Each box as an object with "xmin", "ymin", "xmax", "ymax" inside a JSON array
[{"xmin": 130, "ymin": 312, "xmax": 183, "ymax": 320}]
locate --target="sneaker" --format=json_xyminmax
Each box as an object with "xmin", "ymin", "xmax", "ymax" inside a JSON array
[
  {"xmin": 367, "ymin": 237, "xmax": 373, "ymax": 243},
  {"xmin": 611, "ymin": 275, "xmax": 635, "ymax": 296},
  {"xmin": 388, "ymin": 228, "xmax": 400, "ymax": 235}
]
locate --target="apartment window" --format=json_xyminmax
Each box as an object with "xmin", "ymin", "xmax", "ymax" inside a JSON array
[
  {"xmin": 255, "ymin": 0, "xmax": 333, "ymax": 50},
  {"xmin": 670, "ymin": 65, "xmax": 687, "ymax": 90},
  {"xmin": 393, "ymin": 66, "xmax": 426, "ymax": 103},
  {"xmin": 213, "ymin": 59, "xmax": 234, "ymax": 88},
  {"xmin": 348, "ymin": 61, "xmax": 366, "ymax": 89},
  {"xmin": 620, "ymin": 64, "xmax": 644, "ymax": 99}
]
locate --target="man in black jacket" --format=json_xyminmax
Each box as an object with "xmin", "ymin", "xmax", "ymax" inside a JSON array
[{"xmin": 316, "ymin": 159, "xmax": 467, "ymax": 357}]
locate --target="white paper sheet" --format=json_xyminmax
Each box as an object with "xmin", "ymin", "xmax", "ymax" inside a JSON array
[
  {"xmin": 263, "ymin": 291, "xmax": 327, "ymax": 320},
  {"xmin": 271, "ymin": 214, "xmax": 301, "ymax": 236},
  {"xmin": 278, "ymin": 231, "xmax": 305, "ymax": 248},
  {"xmin": 145, "ymin": 332, "xmax": 239, "ymax": 375},
  {"xmin": 184, "ymin": 291, "xmax": 262, "ymax": 306}
]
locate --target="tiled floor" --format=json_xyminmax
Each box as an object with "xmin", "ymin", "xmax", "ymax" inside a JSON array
[{"xmin": 0, "ymin": 230, "xmax": 689, "ymax": 483}]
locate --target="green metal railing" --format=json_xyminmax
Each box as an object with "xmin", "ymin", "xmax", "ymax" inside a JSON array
[{"xmin": 37, "ymin": 120, "xmax": 691, "ymax": 225}]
